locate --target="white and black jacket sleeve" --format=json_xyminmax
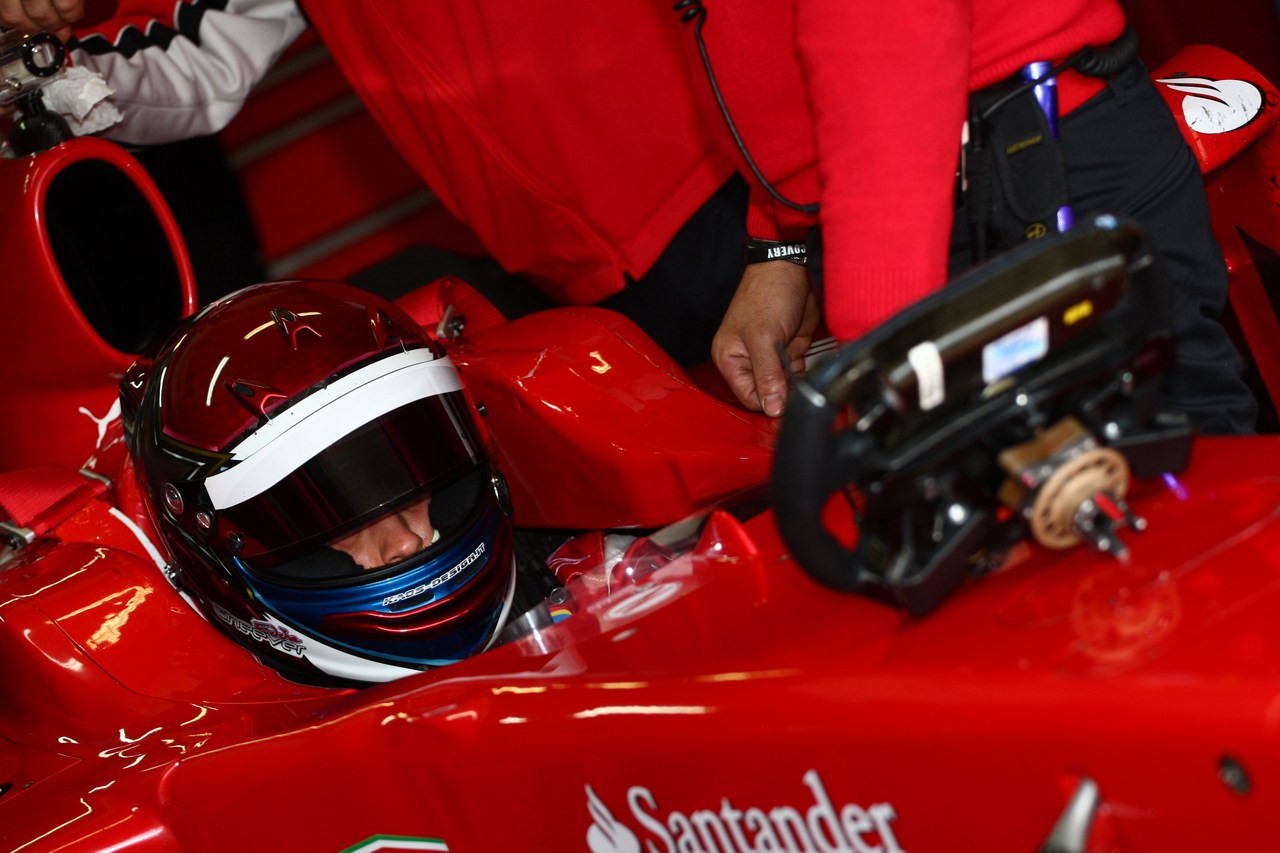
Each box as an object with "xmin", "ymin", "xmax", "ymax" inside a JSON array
[{"xmin": 68, "ymin": 0, "xmax": 307, "ymax": 145}]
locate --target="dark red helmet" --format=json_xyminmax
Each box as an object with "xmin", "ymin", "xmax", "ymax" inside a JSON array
[{"xmin": 121, "ymin": 280, "xmax": 516, "ymax": 686}]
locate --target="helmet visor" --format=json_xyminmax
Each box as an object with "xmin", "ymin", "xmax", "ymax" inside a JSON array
[{"xmin": 216, "ymin": 391, "xmax": 485, "ymax": 566}]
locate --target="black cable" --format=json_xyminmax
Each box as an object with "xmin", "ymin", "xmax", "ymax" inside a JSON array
[
  {"xmin": 976, "ymin": 27, "xmax": 1140, "ymax": 122},
  {"xmin": 671, "ymin": 5, "xmax": 1136, "ymax": 219},
  {"xmin": 673, "ymin": 0, "xmax": 821, "ymax": 215}
]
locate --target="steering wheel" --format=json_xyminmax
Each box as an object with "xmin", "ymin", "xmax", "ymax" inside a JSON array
[{"xmin": 770, "ymin": 216, "xmax": 1194, "ymax": 615}]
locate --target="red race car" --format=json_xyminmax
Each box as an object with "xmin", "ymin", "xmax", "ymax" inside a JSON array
[{"xmin": 0, "ymin": 25, "xmax": 1278, "ymax": 853}]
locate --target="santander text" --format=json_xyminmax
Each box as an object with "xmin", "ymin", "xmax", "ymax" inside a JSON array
[{"xmin": 625, "ymin": 768, "xmax": 904, "ymax": 853}]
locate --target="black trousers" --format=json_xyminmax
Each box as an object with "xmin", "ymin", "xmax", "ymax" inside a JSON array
[
  {"xmin": 599, "ymin": 174, "xmax": 748, "ymax": 367},
  {"xmin": 807, "ymin": 60, "xmax": 1257, "ymax": 434},
  {"xmin": 949, "ymin": 60, "xmax": 1257, "ymax": 434}
]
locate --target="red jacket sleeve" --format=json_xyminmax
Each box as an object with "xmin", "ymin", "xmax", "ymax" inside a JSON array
[{"xmin": 794, "ymin": 0, "xmax": 971, "ymax": 341}]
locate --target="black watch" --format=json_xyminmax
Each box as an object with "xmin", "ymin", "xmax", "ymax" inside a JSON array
[{"xmin": 744, "ymin": 237, "xmax": 807, "ymax": 266}]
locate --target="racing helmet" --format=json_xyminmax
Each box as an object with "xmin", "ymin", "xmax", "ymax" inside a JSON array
[{"xmin": 120, "ymin": 280, "xmax": 516, "ymax": 686}]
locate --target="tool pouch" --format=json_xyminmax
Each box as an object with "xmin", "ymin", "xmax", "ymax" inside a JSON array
[{"xmin": 964, "ymin": 79, "xmax": 1069, "ymax": 255}]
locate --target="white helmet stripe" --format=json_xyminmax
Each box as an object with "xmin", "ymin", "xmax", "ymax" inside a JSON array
[{"xmin": 205, "ymin": 349, "xmax": 462, "ymax": 510}]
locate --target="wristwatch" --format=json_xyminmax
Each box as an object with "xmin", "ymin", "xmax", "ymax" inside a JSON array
[{"xmin": 744, "ymin": 237, "xmax": 807, "ymax": 266}]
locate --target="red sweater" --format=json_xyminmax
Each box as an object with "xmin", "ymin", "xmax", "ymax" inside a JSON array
[
  {"xmin": 300, "ymin": 0, "xmax": 735, "ymax": 306},
  {"xmin": 687, "ymin": 0, "xmax": 1126, "ymax": 340}
]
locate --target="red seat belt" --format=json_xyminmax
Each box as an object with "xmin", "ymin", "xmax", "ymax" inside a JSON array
[{"xmin": 0, "ymin": 466, "xmax": 110, "ymax": 548}]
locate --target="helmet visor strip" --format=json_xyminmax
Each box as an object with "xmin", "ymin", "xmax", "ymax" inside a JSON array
[
  {"xmin": 216, "ymin": 391, "xmax": 486, "ymax": 567},
  {"xmin": 253, "ymin": 465, "xmax": 492, "ymax": 585}
]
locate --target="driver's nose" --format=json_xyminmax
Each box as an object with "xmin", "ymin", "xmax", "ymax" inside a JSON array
[
  {"xmin": 376, "ymin": 515, "xmax": 426, "ymax": 566},
  {"xmin": 331, "ymin": 496, "xmax": 436, "ymax": 570}
]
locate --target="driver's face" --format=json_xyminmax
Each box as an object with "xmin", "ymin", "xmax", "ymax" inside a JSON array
[{"xmin": 331, "ymin": 496, "xmax": 435, "ymax": 570}]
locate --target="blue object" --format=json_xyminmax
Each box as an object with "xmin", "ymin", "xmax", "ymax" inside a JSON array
[{"xmin": 1020, "ymin": 61, "xmax": 1074, "ymax": 233}]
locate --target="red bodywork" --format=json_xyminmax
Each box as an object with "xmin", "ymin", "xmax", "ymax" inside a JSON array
[
  {"xmin": 0, "ymin": 137, "xmax": 197, "ymax": 473},
  {"xmin": 0, "ymin": 37, "xmax": 1278, "ymax": 853}
]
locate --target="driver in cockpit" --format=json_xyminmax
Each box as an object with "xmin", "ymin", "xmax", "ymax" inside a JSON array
[{"xmin": 120, "ymin": 279, "xmax": 537, "ymax": 687}]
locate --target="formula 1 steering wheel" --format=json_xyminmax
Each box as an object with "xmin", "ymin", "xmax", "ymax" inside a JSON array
[{"xmin": 771, "ymin": 216, "xmax": 1195, "ymax": 615}]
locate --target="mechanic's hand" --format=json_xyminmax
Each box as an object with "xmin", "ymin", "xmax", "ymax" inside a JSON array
[
  {"xmin": 0, "ymin": 0, "xmax": 84, "ymax": 42},
  {"xmin": 712, "ymin": 260, "xmax": 820, "ymax": 417}
]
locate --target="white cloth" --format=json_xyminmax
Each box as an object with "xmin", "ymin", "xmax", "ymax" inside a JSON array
[
  {"xmin": 41, "ymin": 66, "xmax": 123, "ymax": 135},
  {"xmin": 68, "ymin": 0, "xmax": 306, "ymax": 144}
]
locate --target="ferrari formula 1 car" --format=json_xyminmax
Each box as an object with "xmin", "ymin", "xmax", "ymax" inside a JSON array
[{"xmin": 0, "ymin": 29, "xmax": 1279, "ymax": 853}]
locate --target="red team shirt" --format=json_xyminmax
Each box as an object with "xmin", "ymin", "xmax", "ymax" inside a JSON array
[
  {"xmin": 70, "ymin": 0, "xmax": 735, "ymax": 308},
  {"xmin": 684, "ymin": 0, "xmax": 1126, "ymax": 340},
  {"xmin": 71, "ymin": 0, "xmax": 1125, "ymax": 342}
]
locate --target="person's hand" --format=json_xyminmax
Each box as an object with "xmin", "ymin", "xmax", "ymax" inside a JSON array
[
  {"xmin": 0, "ymin": 0, "xmax": 84, "ymax": 42},
  {"xmin": 712, "ymin": 260, "xmax": 820, "ymax": 417}
]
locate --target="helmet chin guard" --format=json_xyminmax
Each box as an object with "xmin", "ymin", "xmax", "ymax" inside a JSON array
[{"xmin": 121, "ymin": 280, "xmax": 516, "ymax": 686}]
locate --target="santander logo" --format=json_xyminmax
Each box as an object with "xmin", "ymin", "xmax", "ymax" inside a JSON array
[
  {"xmin": 585, "ymin": 770, "xmax": 906, "ymax": 853},
  {"xmin": 1156, "ymin": 76, "xmax": 1264, "ymax": 134}
]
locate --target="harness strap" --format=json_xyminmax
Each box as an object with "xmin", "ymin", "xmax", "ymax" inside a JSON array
[{"xmin": 0, "ymin": 466, "xmax": 109, "ymax": 548}]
